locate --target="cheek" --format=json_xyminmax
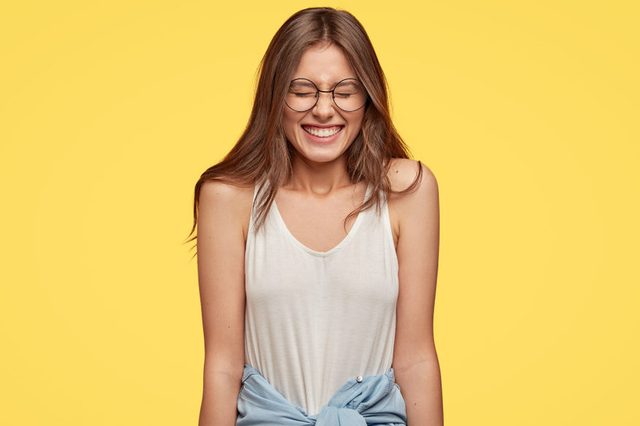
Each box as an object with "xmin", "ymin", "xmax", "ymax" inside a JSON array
[
  {"xmin": 281, "ymin": 112, "xmax": 298, "ymax": 139},
  {"xmin": 348, "ymin": 115, "xmax": 365, "ymax": 134}
]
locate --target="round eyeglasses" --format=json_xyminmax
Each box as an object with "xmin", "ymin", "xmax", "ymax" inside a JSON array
[{"xmin": 284, "ymin": 78, "xmax": 368, "ymax": 112}]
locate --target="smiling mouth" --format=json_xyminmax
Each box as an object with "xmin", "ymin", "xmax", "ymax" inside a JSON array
[{"xmin": 301, "ymin": 125, "xmax": 344, "ymax": 137}]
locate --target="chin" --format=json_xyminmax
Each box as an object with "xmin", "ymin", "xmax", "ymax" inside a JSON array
[{"xmin": 300, "ymin": 149, "xmax": 339, "ymax": 162}]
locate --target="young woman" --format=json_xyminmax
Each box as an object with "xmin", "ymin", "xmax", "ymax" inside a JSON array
[{"xmin": 188, "ymin": 7, "xmax": 443, "ymax": 425}]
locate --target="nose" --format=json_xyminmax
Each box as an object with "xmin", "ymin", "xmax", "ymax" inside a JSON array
[{"xmin": 312, "ymin": 91, "xmax": 336, "ymax": 116}]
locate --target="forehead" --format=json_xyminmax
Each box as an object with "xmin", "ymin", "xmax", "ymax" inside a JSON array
[{"xmin": 292, "ymin": 43, "xmax": 357, "ymax": 88}]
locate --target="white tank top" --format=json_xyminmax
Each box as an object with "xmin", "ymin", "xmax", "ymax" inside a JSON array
[{"xmin": 243, "ymin": 181, "xmax": 399, "ymax": 416}]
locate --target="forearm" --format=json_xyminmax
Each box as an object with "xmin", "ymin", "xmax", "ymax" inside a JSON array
[
  {"xmin": 394, "ymin": 356, "xmax": 444, "ymax": 426},
  {"xmin": 198, "ymin": 362, "xmax": 244, "ymax": 426}
]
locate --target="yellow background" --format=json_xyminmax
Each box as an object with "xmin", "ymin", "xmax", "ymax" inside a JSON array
[{"xmin": 1, "ymin": 1, "xmax": 638, "ymax": 425}]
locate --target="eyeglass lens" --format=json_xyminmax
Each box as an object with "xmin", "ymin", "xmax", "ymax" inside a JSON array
[{"xmin": 285, "ymin": 78, "xmax": 367, "ymax": 112}]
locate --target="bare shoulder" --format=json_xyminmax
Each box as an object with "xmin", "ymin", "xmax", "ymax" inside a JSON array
[
  {"xmin": 386, "ymin": 159, "xmax": 439, "ymax": 247},
  {"xmin": 387, "ymin": 158, "xmax": 438, "ymax": 195},
  {"xmin": 198, "ymin": 179, "xmax": 255, "ymax": 241}
]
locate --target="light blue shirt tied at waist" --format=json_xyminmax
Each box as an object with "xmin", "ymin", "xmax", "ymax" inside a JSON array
[{"xmin": 236, "ymin": 364, "xmax": 407, "ymax": 425}]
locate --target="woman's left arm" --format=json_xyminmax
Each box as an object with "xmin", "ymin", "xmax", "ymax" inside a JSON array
[{"xmin": 392, "ymin": 160, "xmax": 443, "ymax": 426}]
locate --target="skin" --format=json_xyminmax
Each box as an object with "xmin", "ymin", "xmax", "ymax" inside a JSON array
[{"xmin": 197, "ymin": 41, "xmax": 443, "ymax": 425}]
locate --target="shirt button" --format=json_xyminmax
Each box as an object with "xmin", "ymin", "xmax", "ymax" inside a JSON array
[{"xmin": 356, "ymin": 375, "xmax": 363, "ymax": 383}]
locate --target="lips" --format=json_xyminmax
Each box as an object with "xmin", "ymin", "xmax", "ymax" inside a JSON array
[
  {"xmin": 301, "ymin": 124, "xmax": 344, "ymax": 130},
  {"xmin": 301, "ymin": 123, "xmax": 345, "ymax": 128},
  {"xmin": 301, "ymin": 125, "xmax": 344, "ymax": 138},
  {"xmin": 302, "ymin": 124, "xmax": 344, "ymax": 138}
]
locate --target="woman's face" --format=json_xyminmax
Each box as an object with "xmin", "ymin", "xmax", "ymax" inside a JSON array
[{"xmin": 282, "ymin": 43, "xmax": 366, "ymax": 164}]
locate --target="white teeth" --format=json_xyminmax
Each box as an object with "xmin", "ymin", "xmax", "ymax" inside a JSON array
[{"xmin": 303, "ymin": 126, "xmax": 342, "ymax": 137}]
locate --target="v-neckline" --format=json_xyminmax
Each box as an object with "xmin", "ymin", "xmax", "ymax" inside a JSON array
[{"xmin": 272, "ymin": 182, "xmax": 371, "ymax": 258}]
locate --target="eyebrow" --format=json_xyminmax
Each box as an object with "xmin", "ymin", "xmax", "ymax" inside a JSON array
[{"xmin": 291, "ymin": 77, "xmax": 357, "ymax": 88}]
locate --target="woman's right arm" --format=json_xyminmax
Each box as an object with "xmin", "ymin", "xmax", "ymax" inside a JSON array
[{"xmin": 196, "ymin": 180, "xmax": 248, "ymax": 426}]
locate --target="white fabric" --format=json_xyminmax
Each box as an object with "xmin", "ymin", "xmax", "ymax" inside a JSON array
[{"xmin": 243, "ymin": 181, "xmax": 399, "ymax": 416}]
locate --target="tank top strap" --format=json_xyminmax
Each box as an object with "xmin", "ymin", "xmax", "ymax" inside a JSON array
[
  {"xmin": 251, "ymin": 180, "xmax": 261, "ymax": 204},
  {"xmin": 247, "ymin": 180, "xmax": 264, "ymax": 236}
]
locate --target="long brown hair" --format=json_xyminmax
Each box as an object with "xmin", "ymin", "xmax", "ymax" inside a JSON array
[{"xmin": 185, "ymin": 6, "xmax": 422, "ymax": 256}]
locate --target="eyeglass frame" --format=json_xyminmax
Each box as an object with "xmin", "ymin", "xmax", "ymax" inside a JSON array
[{"xmin": 284, "ymin": 77, "xmax": 369, "ymax": 113}]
